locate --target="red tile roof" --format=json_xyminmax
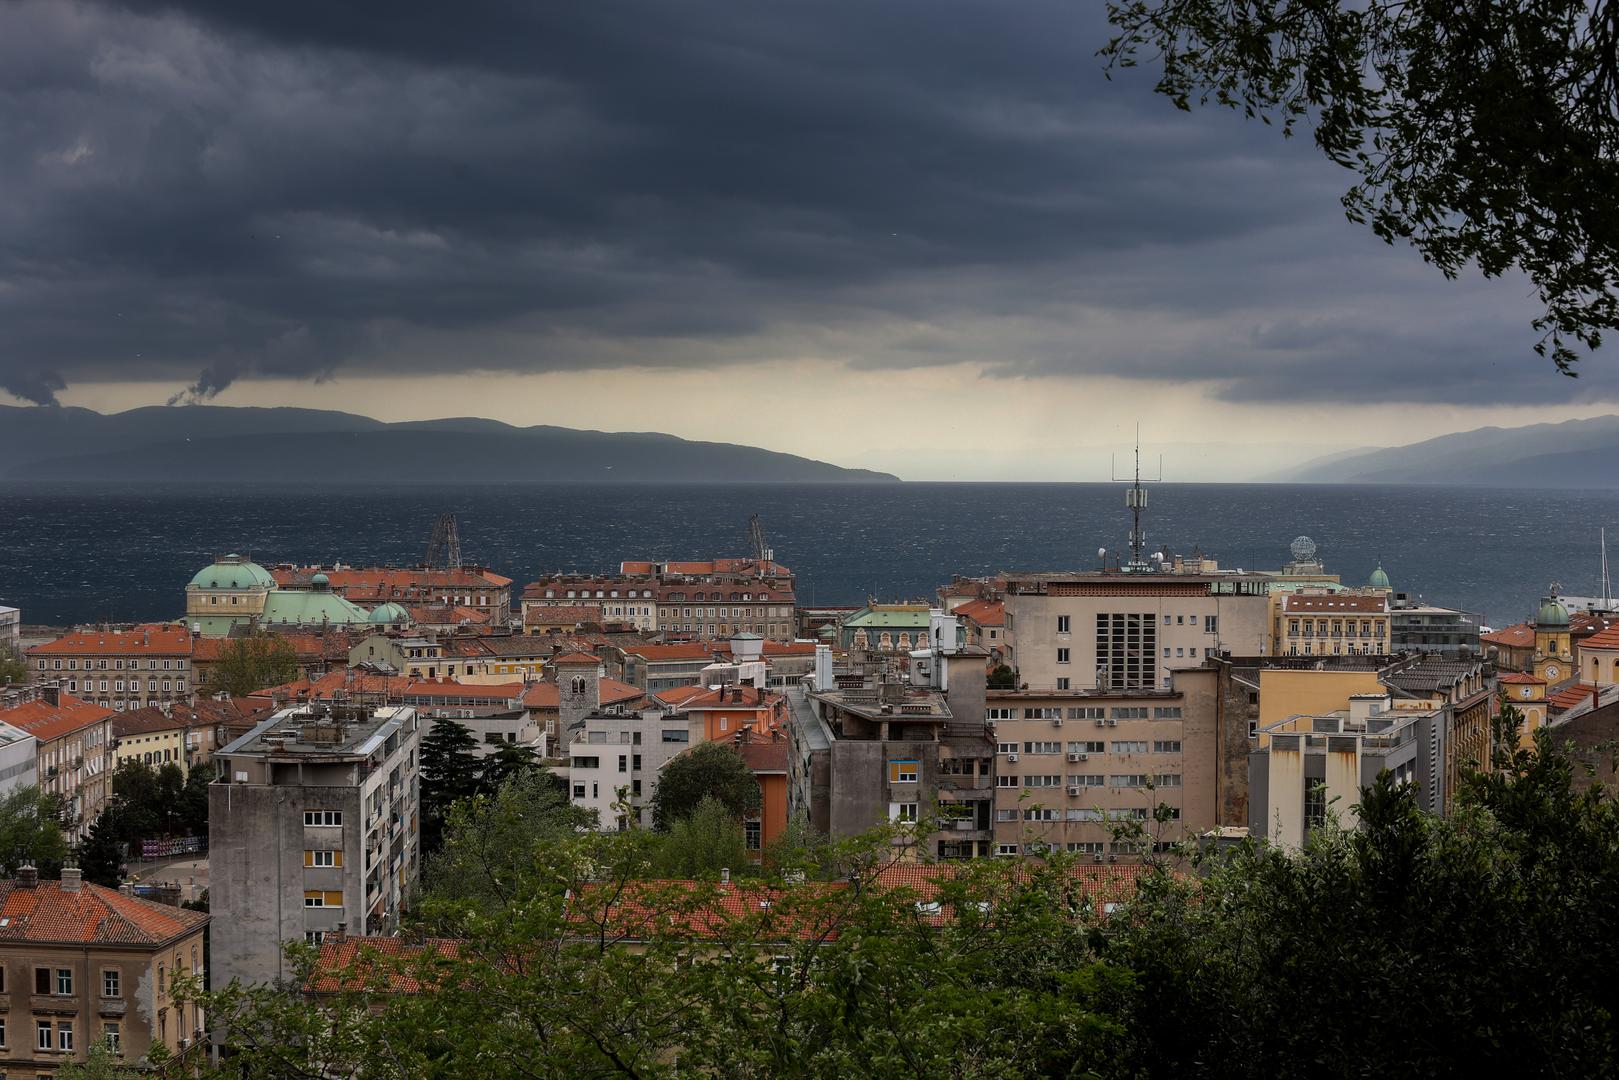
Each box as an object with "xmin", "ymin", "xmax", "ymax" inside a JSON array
[
  {"xmin": 521, "ymin": 679, "xmax": 644, "ymax": 709},
  {"xmin": 551, "ymin": 651, "xmax": 601, "ymax": 666},
  {"xmin": 737, "ymin": 737, "xmax": 788, "ymax": 774},
  {"xmin": 251, "ymin": 671, "xmax": 411, "ymax": 702},
  {"xmin": 651, "ymin": 685, "xmax": 709, "ymax": 708},
  {"xmin": 273, "ymin": 567, "xmax": 513, "ymax": 592},
  {"xmin": 0, "ymin": 879, "xmax": 207, "ymax": 946},
  {"xmin": 1280, "ymin": 594, "xmax": 1389, "ymax": 614},
  {"xmin": 955, "ymin": 599, "xmax": 1005, "ymax": 626},
  {"xmin": 1581, "ymin": 624, "xmax": 1619, "ymax": 650},
  {"xmin": 0, "ymin": 694, "xmax": 114, "ymax": 743},
  {"xmin": 402, "ymin": 680, "xmax": 525, "ymax": 699},
  {"xmin": 523, "ymin": 605, "xmax": 603, "ymax": 627},
  {"xmin": 407, "ymin": 604, "xmax": 492, "ymax": 626},
  {"xmin": 29, "ymin": 625, "xmax": 193, "ymax": 657},
  {"xmin": 112, "ymin": 707, "xmax": 193, "ymax": 738},
  {"xmin": 307, "ymin": 936, "xmax": 461, "ymax": 995},
  {"xmin": 1482, "ymin": 623, "xmax": 1535, "ymax": 648},
  {"xmin": 664, "ymin": 685, "xmax": 782, "ymax": 712},
  {"xmin": 1497, "ymin": 672, "xmax": 1546, "ymax": 685},
  {"xmin": 1549, "ymin": 684, "xmax": 1601, "ymax": 711}
]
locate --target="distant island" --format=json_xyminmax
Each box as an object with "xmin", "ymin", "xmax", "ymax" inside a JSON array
[
  {"xmin": 1278, "ymin": 415, "xmax": 1619, "ymax": 489},
  {"xmin": 0, "ymin": 405, "xmax": 900, "ymax": 484}
]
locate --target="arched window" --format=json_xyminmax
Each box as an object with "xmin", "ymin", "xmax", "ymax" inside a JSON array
[{"xmin": 571, "ymin": 677, "xmax": 586, "ymax": 696}]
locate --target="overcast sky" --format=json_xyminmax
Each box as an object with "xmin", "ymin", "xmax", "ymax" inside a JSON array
[{"xmin": 4, "ymin": 0, "xmax": 1618, "ymax": 479}]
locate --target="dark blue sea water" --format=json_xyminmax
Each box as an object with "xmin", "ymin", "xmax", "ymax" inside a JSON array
[{"xmin": 1, "ymin": 482, "xmax": 1616, "ymax": 630}]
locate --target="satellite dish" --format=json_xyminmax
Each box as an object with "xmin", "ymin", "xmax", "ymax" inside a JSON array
[
  {"xmin": 1290, "ymin": 535, "xmax": 1318, "ymax": 562},
  {"xmin": 1152, "ymin": 551, "xmax": 1165, "ymax": 561},
  {"xmin": 1097, "ymin": 548, "xmax": 1108, "ymax": 560}
]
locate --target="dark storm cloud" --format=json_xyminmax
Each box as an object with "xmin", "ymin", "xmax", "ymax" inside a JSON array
[{"xmin": 0, "ymin": 0, "xmax": 1605, "ymax": 406}]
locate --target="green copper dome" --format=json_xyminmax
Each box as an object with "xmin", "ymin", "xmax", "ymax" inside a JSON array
[
  {"xmin": 1368, "ymin": 563, "xmax": 1391, "ymax": 590},
  {"xmin": 189, "ymin": 554, "xmax": 275, "ymax": 591},
  {"xmin": 369, "ymin": 602, "xmax": 412, "ymax": 624},
  {"xmin": 1537, "ymin": 596, "xmax": 1570, "ymax": 627}
]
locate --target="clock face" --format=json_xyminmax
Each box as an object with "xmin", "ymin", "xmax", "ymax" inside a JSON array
[
  {"xmin": 1520, "ymin": 686, "xmax": 1533, "ymax": 699},
  {"xmin": 1546, "ymin": 665, "xmax": 1560, "ymax": 679}
]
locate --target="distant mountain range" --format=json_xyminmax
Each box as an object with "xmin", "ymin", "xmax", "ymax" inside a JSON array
[
  {"xmin": 1279, "ymin": 415, "xmax": 1619, "ymax": 488},
  {"xmin": 0, "ymin": 405, "xmax": 899, "ymax": 484}
]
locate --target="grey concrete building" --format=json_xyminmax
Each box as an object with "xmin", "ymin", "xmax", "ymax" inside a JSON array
[
  {"xmin": 1002, "ymin": 569, "xmax": 1271, "ymax": 693},
  {"xmin": 1389, "ymin": 597, "xmax": 1482, "ymax": 657},
  {"xmin": 209, "ymin": 702, "xmax": 421, "ymax": 987}
]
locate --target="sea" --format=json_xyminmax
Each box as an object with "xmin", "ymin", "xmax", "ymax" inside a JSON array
[{"xmin": 1, "ymin": 481, "xmax": 1617, "ymax": 631}]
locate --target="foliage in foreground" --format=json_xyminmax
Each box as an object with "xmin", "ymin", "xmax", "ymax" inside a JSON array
[{"xmin": 188, "ymin": 712, "xmax": 1619, "ymax": 1078}]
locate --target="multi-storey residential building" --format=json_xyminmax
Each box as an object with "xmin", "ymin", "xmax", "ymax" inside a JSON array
[
  {"xmin": 0, "ymin": 688, "xmax": 113, "ymax": 841},
  {"xmin": 954, "ymin": 599, "xmax": 1009, "ymax": 666},
  {"xmin": 1271, "ymin": 593, "xmax": 1391, "ymax": 657},
  {"xmin": 271, "ymin": 566, "xmax": 513, "ymax": 625},
  {"xmin": 1002, "ymin": 570, "xmax": 1271, "ymax": 692},
  {"xmin": 1249, "ymin": 694, "xmax": 1450, "ymax": 849},
  {"xmin": 794, "ymin": 622, "xmax": 996, "ymax": 860},
  {"xmin": 1389, "ymin": 597, "xmax": 1481, "ymax": 657},
  {"xmin": 400, "ymin": 681, "xmax": 530, "ymax": 753},
  {"xmin": 0, "ymin": 606, "xmax": 19, "ymax": 658},
  {"xmin": 0, "ymin": 866, "xmax": 209, "ymax": 1075},
  {"xmin": 345, "ymin": 633, "xmax": 495, "ymax": 681},
  {"xmin": 522, "ymin": 556, "xmax": 797, "ymax": 641},
  {"xmin": 521, "ymin": 579, "xmax": 660, "ymax": 633},
  {"xmin": 565, "ymin": 708, "xmax": 701, "ymax": 830},
  {"xmin": 985, "ymin": 672, "xmax": 1221, "ymax": 858},
  {"xmin": 654, "ymin": 583, "xmax": 795, "ymax": 641},
  {"xmin": 617, "ymin": 643, "xmax": 719, "ymax": 693},
  {"xmin": 210, "ymin": 702, "xmax": 421, "ymax": 986},
  {"xmin": 112, "ymin": 702, "xmax": 237, "ymax": 777},
  {"xmin": 27, "ymin": 626, "xmax": 194, "ymax": 712},
  {"xmin": 0, "ymin": 721, "xmax": 36, "ymax": 801},
  {"xmin": 522, "ymin": 605, "xmax": 606, "ymax": 635}
]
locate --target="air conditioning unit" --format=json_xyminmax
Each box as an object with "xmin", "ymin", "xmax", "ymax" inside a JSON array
[
  {"xmin": 1066, "ymin": 785, "xmax": 1081, "ymax": 797},
  {"xmin": 1051, "ymin": 717, "xmax": 1062, "ymax": 727},
  {"xmin": 1066, "ymin": 752, "xmax": 1082, "ymax": 762},
  {"xmin": 1094, "ymin": 718, "xmax": 1105, "ymax": 727},
  {"xmin": 1007, "ymin": 752, "xmax": 1018, "ymax": 762},
  {"xmin": 1107, "ymin": 718, "xmax": 1118, "ymax": 727},
  {"xmin": 1078, "ymin": 752, "xmax": 1089, "ymax": 761}
]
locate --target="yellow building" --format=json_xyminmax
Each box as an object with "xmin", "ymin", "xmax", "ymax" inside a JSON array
[
  {"xmin": 1498, "ymin": 672, "xmax": 1549, "ymax": 748},
  {"xmin": 1256, "ymin": 665, "xmax": 1387, "ymax": 741},
  {"xmin": 1577, "ymin": 624, "xmax": 1619, "ymax": 687},
  {"xmin": 1270, "ymin": 593, "xmax": 1391, "ymax": 658},
  {"xmin": 1531, "ymin": 596, "xmax": 1575, "ymax": 689}
]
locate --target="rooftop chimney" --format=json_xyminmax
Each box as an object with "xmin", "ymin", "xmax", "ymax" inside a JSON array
[
  {"xmin": 41, "ymin": 685, "xmax": 60, "ymax": 708},
  {"xmin": 60, "ymin": 867, "xmax": 82, "ymax": 892},
  {"xmin": 16, "ymin": 865, "xmax": 37, "ymax": 889},
  {"xmin": 719, "ymin": 867, "xmax": 731, "ymax": 885}
]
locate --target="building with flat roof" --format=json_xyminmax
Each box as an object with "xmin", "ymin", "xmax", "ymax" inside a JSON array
[
  {"xmin": 1270, "ymin": 593, "xmax": 1391, "ymax": 657},
  {"xmin": 210, "ymin": 702, "xmax": 421, "ymax": 987},
  {"xmin": 1389, "ymin": 598, "xmax": 1481, "ymax": 657},
  {"xmin": 0, "ymin": 606, "xmax": 19, "ymax": 658}
]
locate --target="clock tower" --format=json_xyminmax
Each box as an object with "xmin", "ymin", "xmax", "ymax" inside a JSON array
[
  {"xmin": 1497, "ymin": 672, "xmax": 1548, "ymax": 749},
  {"xmin": 1532, "ymin": 592, "xmax": 1574, "ymax": 689}
]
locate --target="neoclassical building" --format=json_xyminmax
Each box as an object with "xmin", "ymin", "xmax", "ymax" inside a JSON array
[{"xmin": 185, "ymin": 555, "xmax": 371, "ymax": 636}]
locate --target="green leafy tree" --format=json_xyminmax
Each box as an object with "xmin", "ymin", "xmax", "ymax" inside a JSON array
[
  {"xmin": 1103, "ymin": 0, "xmax": 1619, "ymax": 372},
  {"xmin": 419, "ymin": 720, "xmax": 482, "ymax": 856},
  {"xmin": 476, "ymin": 742, "xmax": 539, "ymax": 794},
  {"xmin": 203, "ymin": 634, "xmax": 300, "ymax": 697},
  {"xmin": 78, "ymin": 814, "xmax": 124, "ymax": 888},
  {"xmin": 423, "ymin": 768, "xmax": 595, "ymax": 914},
  {"xmin": 650, "ymin": 741, "xmax": 761, "ymax": 831},
  {"xmin": 0, "ymin": 646, "xmax": 26, "ymax": 688},
  {"xmin": 650, "ymin": 796, "xmax": 755, "ymax": 879},
  {"xmin": 177, "ymin": 764, "xmax": 216, "ymax": 836},
  {"xmin": 986, "ymin": 664, "xmax": 1018, "ymax": 689},
  {"xmin": 57, "ymin": 1041, "xmax": 144, "ymax": 1079},
  {"xmin": 0, "ymin": 787, "xmax": 68, "ymax": 875}
]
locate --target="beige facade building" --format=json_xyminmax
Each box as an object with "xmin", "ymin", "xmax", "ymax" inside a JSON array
[
  {"xmin": 1271, "ymin": 593, "xmax": 1391, "ymax": 657},
  {"xmin": 0, "ymin": 689, "xmax": 114, "ymax": 841},
  {"xmin": 0, "ymin": 867, "xmax": 209, "ymax": 1077},
  {"xmin": 1002, "ymin": 571, "xmax": 1271, "ymax": 692},
  {"xmin": 987, "ymin": 670, "xmax": 1220, "ymax": 857},
  {"xmin": 26, "ymin": 626, "xmax": 194, "ymax": 713}
]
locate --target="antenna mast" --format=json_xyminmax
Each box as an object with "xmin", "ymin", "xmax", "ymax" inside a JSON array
[
  {"xmin": 424, "ymin": 514, "xmax": 463, "ymax": 570},
  {"xmin": 1603, "ymin": 527, "xmax": 1613, "ymax": 609},
  {"xmin": 747, "ymin": 514, "xmax": 773, "ymax": 573},
  {"xmin": 1110, "ymin": 425, "xmax": 1162, "ymax": 573}
]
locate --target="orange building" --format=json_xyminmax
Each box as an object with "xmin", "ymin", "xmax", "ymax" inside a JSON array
[
  {"xmin": 652, "ymin": 685, "xmax": 786, "ymax": 742},
  {"xmin": 737, "ymin": 732, "xmax": 790, "ymax": 856}
]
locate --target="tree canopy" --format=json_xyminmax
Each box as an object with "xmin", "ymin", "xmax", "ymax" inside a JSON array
[
  {"xmin": 650, "ymin": 741, "xmax": 761, "ymax": 831},
  {"xmin": 0, "ymin": 787, "xmax": 67, "ymax": 876},
  {"xmin": 203, "ymin": 634, "xmax": 300, "ymax": 697},
  {"xmin": 1103, "ymin": 0, "xmax": 1619, "ymax": 372},
  {"xmin": 418, "ymin": 720, "xmax": 482, "ymax": 856}
]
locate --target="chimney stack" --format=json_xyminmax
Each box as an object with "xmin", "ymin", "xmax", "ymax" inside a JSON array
[
  {"xmin": 41, "ymin": 685, "xmax": 60, "ymax": 708},
  {"xmin": 60, "ymin": 867, "xmax": 82, "ymax": 893},
  {"xmin": 16, "ymin": 865, "xmax": 37, "ymax": 889}
]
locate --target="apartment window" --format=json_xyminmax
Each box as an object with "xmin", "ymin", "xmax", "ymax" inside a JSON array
[
  {"xmin": 158, "ymin": 965, "xmax": 164, "ymax": 993},
  {"xmin": 1110, "ymin": 774, "xmax": 1151, "ymax": 788},
  {"xmin": 34, "ymin": 968, "xmax": 49, "ymax": 995},
  {"xmin": 1162, "ymin": 647, "xmax": 1171, "ymax": 658},
  {"xmin": 891, "ymin": 802, "xmax": 918, "ymax": 823},
  {"xmin": 1056, "ymin": 677, "xmax": 1071, "ymax": 689},
  {"xmin": 996, "ymin": 775, "xmax": 1020, "ymax": 787},
  {"xmin": 1023, "ymin": 808, "xmax": 1059, "ymax": 821},
  {"xmin": 661, "ymin": 729, "xmax": 689, "ymax": 743},
  {"xmin": 1070, "ymin": 740, "xmax": 1105, "ymax": 754},
  {"xmin": 56, "ymin": 969, "xmax": 72, "ymax": 996},
  {"xmin": 888, "ymin": 760, "xmax": 918, "ymax": 784},
  {"xmin": 986, "ymin": 708, "xmax": 1015, "ymax": 721},
  {"xmin": 1070, "ymin": 774, "xmax": 1105, "ymax": 787},
  {"xmin": 304, "ymin": 850, "xmax": 341, "ymax": 868},
  {"xmin": 1067, "ymin": 841, "xmax": 1105, "ymax": 855},
  {"xmin": 1153, "ymin": 740, "xmax": 1182, "ymax": 753},
  {"xmin": 1068, "ymin": 808, "xmax": 1105, "ymax": 821},
  {"xmin": 1205, "ymin": 615, "xmax": 1218, "ymax": 634},
  {"xmin": 997, "ymin": 742, "xmax": 1018, "ymax": 755},
  {"xmin": 103, "ymin": 1022, "xmax": 120, "ymax": 1054},
  {"xmin": 303, "ymin": 810, "xmax": 342, "ymax": 827},
  {"xmin": 1024, "ymin": 774, "xmax": 1062, "ymax": 787},
  {"xmin": 1068, "ymin": 707, "xmax": 1105, "ymax": 720},
  {"xmin": 1056, "ymin": 648, "xmax": 1071, "ymax": 664},
  {"xmin": 1288, "ymin": 619, "xmax": 1300, "ymax": 634},
  {"xmin": 1022, "ymin": 741, "xmax": 1061, "ymax": 754},
  {"xmin": 1153, "ymin": 707, "xmax": 1182, "ymax": 719},
  {"xmin": 1111, "ymin": 707, "xmax": 1148, "ymax": 719},
  {"xmin": 303, "ymin": 891, "xmax": 344, "ymax": 908},
  {"xmin": 618, "ymin": 755, "xmax": 628, "ymax": 774},
  {"xmin": 994, "ymin": 808, "xmax": 1020, "ymax": 822},
  {"xmin": 996, "ymin": 844, "xmax": 1020, "ymax": 856},
  {"xmin": 37, "ymin": 1021, "xmax": 51, "ymax": 1051},
  {"xmin": 1112, "ymin": 740, "xmax": 1148, "ymax": 754},
  {"xmin": 745, "ymin": 819, "xmax": 763, "ymax": 849},
  {"xmin": 1056, "ymin": 615, "xmax": 1071, "ymax": 633},
  {"xmin": 1155, "ymin": 773, "xmax": 1182, "ymax": 787},
  {"xmin": 572, "ymin": 784, "xmax": 586, "ymax": 799},
  {"xmin": 57, "ymin": 1022, "xmax": 73, "ymax": 1052},
  {"xmin": 102, "ymin": 969, "xmax": 120, "ymax": 998}
]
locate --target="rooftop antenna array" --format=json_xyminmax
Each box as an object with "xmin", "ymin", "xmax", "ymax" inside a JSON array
[
  {"xmin": 424, "ymin": 513, "xmax": 463, "ymax": 570},
  {"xmin": 1110, "ymin": 425, "xmax": 1162, "ymax": 573}
]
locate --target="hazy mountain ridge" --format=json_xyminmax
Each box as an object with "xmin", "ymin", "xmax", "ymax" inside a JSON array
[
  {"xmin": 0, "ymin": 405, "xmax": 898, "ymax": 483},
  {"xmin": 1282, "ymin": 415, "xmax": 1619, "ymax": 488}
]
